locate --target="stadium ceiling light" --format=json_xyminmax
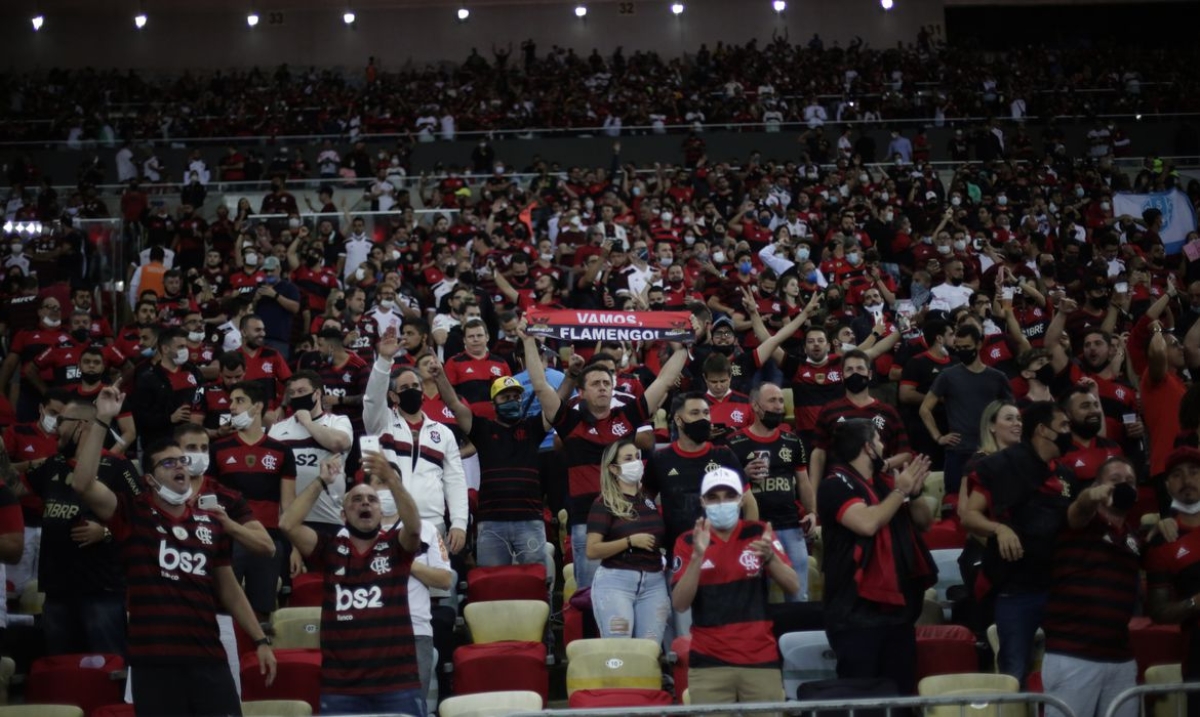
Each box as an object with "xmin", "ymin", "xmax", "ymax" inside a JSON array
[
  {"xmin": 574, "ymin": 5, "xmax": 588, "ymax": 18},
  {"xmin": 133, "ymin": 13, "xmax": 147, "ymax": 29},
  {"xmin": 772, "ymin": 0, "xmax": 786, "ymax": 12},
  {"xmin": 671, "ymin": 3, "xmax": 684, "ymax": 15},
  {"xmin": 246, "ymin": 12, "xmax": 260, "ymax": 27},
  {"xmin": 31, "ymin": 15, "xmax": 45, "ymax": 31},
  {"xmin": 457, "ymin": 6, "xmax": 470, "ymax": 21},
  {"xmin": 881, "ymin": 0, "xmax": 895, "ymax": 9},
  {"xmin": 343, "ymin": 10, "xmax": 356, "ymax": 24}
]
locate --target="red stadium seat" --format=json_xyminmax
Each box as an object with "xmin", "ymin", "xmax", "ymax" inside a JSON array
[
  {"xmin": 241, "ymin": 648, "xmax": 321, "ymax": 713},
  {"xmin": 568, "ymin": 688, "xmax": 673, "ymax": 708},
  {"xmin": 671, "ymin": 636, "xmax": 691, "ymax": 703},
  {"xmin": 466, "ymin": 564, "xmax": 547, "ymax": 603},
  {"xmin": 563, "ymin": 603, "xmax": 584, "ymax": 648},
  {"xmin": 453, "ymin": 641, "xmax": 547, "ymax": 703},
  {"xmin": 92, "ymin": 704, "xmax": 136, "ymax": 717},
  {"xmin": 915, "ymin": 624, "xmax": 978, "ymax": 682},
  {"xmin": 289, "ymin": 573, "xmax": 324, "ymax": 608},
  {"xmin": 923, "ymin": 520, "xmax": 967, "ymax": 550},
  {"xmin": 1130, "ymin": 616, "xmax": 1185, "ymax": 682},
  {"xmin": 25, "ymin": 653, "xmax": 126, "ymax": 716}
]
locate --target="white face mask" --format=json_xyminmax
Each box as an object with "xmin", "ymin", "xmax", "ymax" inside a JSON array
[
  {"xmin": 40, "ymin": 414, "xmax": 58, "ymax": 434},
  {"xmin": 540, "ymin": 252, "xmax": 554, "ymax": 262},
  {"xmin": 880, "ymin": 192, "xmax": 890, "ymax": 202},
  {"xmin": 184, "ymin": 452, "xmax": 209, "ymax": 477},
  {"xmin": 391, "ymin": 250, "xmax": 401, "ymax": 262},
  {"xmin": 712, "ymin": 251, "xmax": 726, "ymax": 264},
  {"xmin": 230, "ymin": 411, "xmax": 254, "ymax": 431},
  {"xmin": 1101, "ymin": 201, "xmax": 1111, "ymax": 211},
  {"xmin": 379, "ymin": 299, "xmax": 396, "ymax": 310},
  {"xmin": 173, "ymin": 347, "xmax": 190, "ymax": 366},
  {"xmin": 154, "ymin": 479, "xmax": 194, "ymax": 507},
  {"xmin": 244, "ymin": 252, "xmax": 259, "ymax": 266},
  {"xmin": 951, "ymin": 196, "xmax": 962, "ymax": 207},
  {"xmin": 1172, "ymin": 499, "xmax": 1200, "ymax": 516},
  {"xmin": 997, "ymin": 196, "xmax": 1008, "ymax": 206},
  {"xmin": 616, "ymin": 461, "xmax": 644, "ymax": 485},
  {"xmin": 846, "ymin": 252, "xmax": 861, "ymax": 265},
  {"xmin": 661, "ymin": 211, "xmax": 673, "ymax": 223},
  {"xmin": 859, "ymin": 174, "xmax": 869, "ymax": 183},
  {"xmin": 187, "ymin": 331, "xmax": 206, "ymax": 343},
  {"xmin": 44, "ymin": 318, "xmax": 61, "ymax": 328},
  {"xmin": 937, "ymin": 244, "xmax": 951, "ymax": 255},
  {"xmin": 376, "ymin": 489, "xmax": 397, "ymax": 516},
  {"xmin": 953, "ymin": 239, "xmax": 967, "ymax": 252},
  {"xmin": 288, "ymin": 218, "xmax": 301, "ymax": 228},
  {"xmin": 660, "ymin": 257, "xmax": 674, "ymax": 267},
  {"xmin": 355, "ymin": 268, "xmax": 367, "ymax": 281}
]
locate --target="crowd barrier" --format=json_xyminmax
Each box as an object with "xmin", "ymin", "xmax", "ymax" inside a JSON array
[{"xmin": 1104, "ymin": 682, "xmax": 1200, "ymax": 717}]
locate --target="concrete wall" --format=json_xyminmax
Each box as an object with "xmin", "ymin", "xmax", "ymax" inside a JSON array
[{"xmin": 0, "ymin": 0, "xmax": 944, "ymax": 72}]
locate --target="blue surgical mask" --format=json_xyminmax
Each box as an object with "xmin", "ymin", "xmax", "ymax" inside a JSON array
[
  {"xmin": 265, "ymin": 275, "xmax": 279, "ymax": 285},
  {"xmin": 495, "ymin": 400, "xmax": 522, "ymax": 422},
  {"xmin": 805, "ymin": 270, "xmax": 819, "ymax": 283},
  {"xmin": 739, "ymin": 261, "xmax": 752, "ymax": 275},
  {"xmin": 795, "ymin": 247, "xmax": 810, "ymax": 262},
  {"xmin": 705, "ymin": 501, "xmax": 740, "ymax": 531}
]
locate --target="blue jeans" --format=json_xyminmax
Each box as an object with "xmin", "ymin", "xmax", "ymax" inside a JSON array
[
  {"xmin": 774, "ymin": 527, "xmax": 809, "ymax": 602},
  {"xmin": 476, "ymin": 519, "xmax": 545, "ymax": 567},
  {"xmin": 571, "ymin": 523, "xmax": 601, "ymax": 591},
  {"xmin": 591, "ymin": 566, "xmax": 670, "ymax": 644},
  {"xmin": 321, "ymin": 688, "xmax": 427, "ymax": 716},
  {"xmin": 994, "ymin": 590, "xmax": 1049, "ymax": 687},
  {"xmin": 43, "ymin": 592, "xmax": 128, "ymax": 656}
]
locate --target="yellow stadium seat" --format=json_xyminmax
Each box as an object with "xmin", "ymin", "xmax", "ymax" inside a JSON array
[
  {"xmin": 918, "ymin": 673, "xmax": 1021, "ymax": 717},
  {"xmin": 566, "ymin": 637, "xmax": 661, "ymax": 662},
  {"xmin": 917, "ymin": 599, "xmax": 946, "ymax": 626},
  {"xmin": 563, "ymin": 563, "xmax": 577, "ymax": 603},
  {"xmin": 18, "ymin": 581, "xmax": 44, "ymax": 616},
  {"xmin": 783, "ymin": 388, "xmax": 795, "ymax": 422},
  {"xmin": 682, "ymin": 689, "xmax": 691, "ymax": 705},
  {"xmin": 438, "ymin": 690, "xmax": 544, "ymax": 717},
  {"xmin": 273, "ymin": 617, "xmax": 321, "ymax": 650},
  {"xmin": 566, "ymin": 652, "xmax": 661, "ymax": 697},
  {"xmin": 807, "ymin": 561, "xmax": 823, "ymax": 601},
  {"xmin": 1141, "ymin": 513, "xmax": 1162, "ymax": 530},
  {"xmin": 272, "ymin": 606, "xmax": 320, "ymax": 626},
  {"xmin": 464, "ymin": 600, "xmax": 549, "ymax": 644},
  {"xmin": 0, "ymin": 707, "xmax": 84, "ymax": 717},
  {"xmin": 1145, "ymin": 663, "xmax": 1184, "ymax": 717},
  {"xmin": 241, "ymin": 700, "xmax": 313, "ymax": 717},
  {"xmin": 0, "ymin": 657, "xmax": 14, "ymax": 706},
  {"xmin": 923, "ymin": 472, "xmax": 946, "ymax": 506},
  {"xmin": 985, "ymin": 624, "xmax": 1046, "ymax": 674}
]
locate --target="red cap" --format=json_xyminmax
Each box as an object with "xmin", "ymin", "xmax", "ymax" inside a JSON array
[{"xmin": 1165, "ymin": 447, "xmax": 1200, "ymax": 478}]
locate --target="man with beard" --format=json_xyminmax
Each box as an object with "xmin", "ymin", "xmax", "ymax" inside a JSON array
[
  {"xmin": 1058, "ymin": 385, "xmax": 1124, "ymax": 485},
  {"xmin": 131, "ymin": 327, "xmax": 205, "ymax": 450},
  {"xmin": 67, "ymin": 347, "xmax": 137, "ymax": 455},
  {"xmin": 239, "ymin": 314, "xmax": 293, "ymax": 414},
  {"xmin": 70, "ymin": 286, "xmax": 113, "ymax": 343},
  {"xmin": 27, "ymin": 310, "xmax": 129, "ymax": 395},
  {"xmin": 1066, "ymin": 329, "xmax": 1143, "ymax": 454},
  {"xmin": 24, "ymin": 396, "xmax": 140, "ymax": 654}
]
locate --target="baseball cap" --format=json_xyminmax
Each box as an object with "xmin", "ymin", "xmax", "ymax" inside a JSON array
[
  {"xmin": 700, "ymin": 467, "xmax": 743, "ymax": 498},
  {"xmin": 490, "ymin": 376, "xmax": 524, "ymax": 400},
  {"xmin": 712, "ymin": 316, "xmax": 735, "ymax": 331},
  {"xmin": 262, "ymin": 256, "xmax": 281, "ymax": 271},
  {"xmin": 1166, "ymin": 447, "xmax": 1200, "ymax": 478}
]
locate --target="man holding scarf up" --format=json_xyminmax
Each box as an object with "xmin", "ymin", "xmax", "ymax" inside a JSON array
[{"xmin": 817, "ymin": 418, "xmax": 935, "ymax": 694}]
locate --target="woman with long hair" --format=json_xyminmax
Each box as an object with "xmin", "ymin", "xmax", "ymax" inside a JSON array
[{"xmin": 585, "ymin": 438, "xmax": 670, "ymax": 643}]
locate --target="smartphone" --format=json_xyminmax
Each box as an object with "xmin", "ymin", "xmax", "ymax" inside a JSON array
[
  {"xmin": 1115, "ymin": 282, "xmax": 1129, "ymax": 294},
  {"xmin": 754, "ymin": 450, "xmax": 771, "ymax": 465},
  {"xmin": 896, "ymin": 300, "xmax": 915, "ymax": 318},
  {"xmin": 359, "ymin": 435, "xmax": 381, "ymax": 456},
  {"xmin": 1002, "ymin": 287, "xmax": 1015, "ymax": 301},
  {"xmin": 198, "ymin": 494, "xmax": 219, "ymax": 511}
]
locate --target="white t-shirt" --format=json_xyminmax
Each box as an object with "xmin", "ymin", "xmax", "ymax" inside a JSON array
[
  {"xmin": 368, "ymin": 306, "xmax": 404, "ymax": 336},
  {"xmin": 381, "ymin": 519, "xmax": 452, "ymax": 636},
  {"xmin": 116, "ymin": 147, "xmax": 137, "ymax": 182},
  {"xmin": 268, "ymin": 412, "xmax": 353, "ymax": 526},
  {"xmin": 929, "ymin": 282, "xmax": 974, "ymax": 311},
  {"xmin": 340, "ymin": 234, "xmax": 374, "ymax": 281}
]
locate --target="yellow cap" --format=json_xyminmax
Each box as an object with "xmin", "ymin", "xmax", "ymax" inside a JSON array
[{"xmin": 490, "ymin": 376, "xmax": 524, "ymax": 400}]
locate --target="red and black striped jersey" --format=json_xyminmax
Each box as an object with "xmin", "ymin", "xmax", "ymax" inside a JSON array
[
  {"xmin": 186, "ymin": 341, "xmax": 217, "ymax": 368},
  {"xmin": 108, "ymin": 493, "xmax": 232, "ymax": 666},
  {"xmin": 444, "ymin": 352, "xmax": 512, "ymax": 419},
  {"xmin": 645, "ymin": 442, "xmax": 744, "ymax": 549},
  {"xmin": 783, "ymin": 354, "xmax": 845, "ymax": 434},
  {"xmin": 208, "ymin": 433, "xmax": 296, "ymax": 528},
  {"xmin": 813, "ymin": 397, "xmax": 909, "ymax": 457},
  {"xmin": 240, "ymin": 345, "xmax": 292, "ymax": 408},
  {"xmin": 309, "ymin": 528, "xmax": 419, "ymax": 695},
  {"xmin": 587, "ymin": 491, "xmax": 665, "ymax": 572},
  {"xmin": 319, "ymin": 353, "xmax": 369, "ymax": 433},
  {"xmin": 554, "ymin": 397, "xmax": 651, "ymax": 524},
  {"xmin": 347, "ymin": 315, "xmax": 381, "ymax": 361},
  {"xmin": 672, "ymin": 520, "xmax": 787, "ymax": 668},
  {"xmin": 292, "ymin": 265, "xmax": 340, "ymax": 312},
  {"xmin": 194, "ymin": 476, "xmax": 255, "ymax": 526}
]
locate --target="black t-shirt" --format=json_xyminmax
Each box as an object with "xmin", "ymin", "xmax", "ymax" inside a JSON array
[
  {"xmin": 28, "ymin": 453, "xmax": 143, "ymax": 597},
  {"xmin": 644, "ymin": 442, "xmax": 743, "ymax": 552},
  {"xmin": 727, "ymin": 428, "xmax": 806, "ymax": 529},
  {"xmin": 469, "ymin": 415, "xmax": 548, "ymax": 523},
  {"xmin": 586, "ymin": 492, "xmax": 666, "ymax": 573}
]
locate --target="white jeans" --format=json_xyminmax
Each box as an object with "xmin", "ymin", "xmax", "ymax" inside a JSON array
[
  {"xmin": 1042, "ymin": 652, "xmax": 1137, "ymax": 717},
  {"xmin": 9, "ymin": 526, "xmax": 40, "ymax": 594}
]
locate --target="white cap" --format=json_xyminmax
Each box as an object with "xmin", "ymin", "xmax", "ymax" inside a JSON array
[{"xmin": 700, "ymin": 467, "xmax": 743, "ymax": 498}]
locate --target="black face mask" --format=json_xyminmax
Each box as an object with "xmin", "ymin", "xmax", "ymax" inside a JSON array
[
  {"xmin": 648, "ymin": 302, "xmax": 665, "ymax": 311},
  {"xmin": 1088, "ymin": 294, "xmax": 1109, "ymax": 310},
  {"xmin": 397, "ymin": 387, "xmax": 424, "ymax": 415},
  {"xmin": 1112, "ymin": 482, "xmax": 1138, "ymax": 512},
  {"xmin": 1072, "ymin": 417, "xmax": 1102, "ymax": 440},
  {"xmin": 306, "ymin": 255, "xmax": 322, "ymax": 267},
  {"xmin": 289, "ymin": 392, "xmax": 318, "ymax": 413},
  {"xmin": 760, "ymin": 410, "xmax": 784, "ymax": 430},
  {"xmin": 843, "ymin": 373, "xmax": 871, "ymax": 395},
  {"xmin": 333, "ymin": 298, "xmax": 347, "ymax": 312},
  {"xmin": 80, "ymin": 370, "xmax": 104, "ymax": 384},
  {"xmin": 1033, "ymin": 363, "xmax": 1056, "ymax": 386},
  {"xmin": 867, "ymin": 446, "xmax": 886, "ymax": 475},
  {"xmin": 1040, "ymin": 264, "xmax": 1056, "ymax": 279},
  {"xmin": 1052, "ymin": 428, "xmax": 1076, "ymax": 456},
  {"xmin": 345, "ymin": 523, "xmax": 381, "ymax": 541},
  {"xmin": 680, "ymin": 418, "xmax": 711, "ymax": 444},
  {"xmin": 949, "ymin": 277, "xmax": 963, "ymax": 287},
  {"xmin": 826, "ymin": 297, "xmax": 844, "ymax": 310},
  {"xmin": 953, "ymin": 348, "xmax": 978, "ymax": 364},
  {"xmin": 71, "ymin": 328, "xmax": 90, "ymax": 343}
]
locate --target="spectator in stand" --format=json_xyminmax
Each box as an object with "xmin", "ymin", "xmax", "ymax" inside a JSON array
[
  {"xmin": 672, "ymin": 467, "xmax": 798, "ymax": 707},
  {"xmin": 443, "ymin": 318, "xmax": 512, "ymax": 421},
  {"xmin": 73, "ymin": 384, "xmax": 276, "ymax": 716},
  {"xmin": 131, "ymin": 327, "xmax": 205, "ymax": 450},
  {"xmin": 252, "ymin": 256, "xmax": 302, "ymax": 359},
  {"xmin": 819, "ymin": 419, "xmax": 934, "ymax": 694}
]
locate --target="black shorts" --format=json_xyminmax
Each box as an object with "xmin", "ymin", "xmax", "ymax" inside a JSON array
[{"xmin": 131, "ymin": 661, "xmax": 241, "ymax": 717}]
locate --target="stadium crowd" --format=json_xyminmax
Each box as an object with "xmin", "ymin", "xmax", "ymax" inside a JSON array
[
  {"xmin": 0, "ymin": 31, "xmax": 1188, "ymax": 149},
  {"xmin": 3, "ymin": 40, "xmax": 1200, "ymax": 717}
]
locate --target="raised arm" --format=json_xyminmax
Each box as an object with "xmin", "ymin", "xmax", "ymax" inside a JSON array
[
  {"xmin": 429, "ymin": 354, "xmax": 473, "ymax": 434},
  {"xmin": 71, "ymin": 382, "xmax": 124, "ymax": 521},
  {"xmin": 363, "ymin": 328, "xmax": 400, "ymax": 436},
  {"xmin": 644, "ymin": 346, "xmax": 688, "ymax": 413},
  {"xmin": 520, "ymin": 331, "xmax": 560, "ymax": 431},
  {"xmin": 363, "ymin": 451, "xmax": 422, "ymax": 554},
  {"xmin": 755, "ymin": 292, "xmax": 821, "ymax": 367}
]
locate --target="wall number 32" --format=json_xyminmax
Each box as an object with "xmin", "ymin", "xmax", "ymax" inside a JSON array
[{"xmin": 618, "ymin": 2, "xmax": 636, "ymax": 15}]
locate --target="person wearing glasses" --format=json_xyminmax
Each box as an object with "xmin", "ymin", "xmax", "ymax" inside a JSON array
[{"xmin": 72, "ymin": 382, "xmax": 277, "ymax": 717}]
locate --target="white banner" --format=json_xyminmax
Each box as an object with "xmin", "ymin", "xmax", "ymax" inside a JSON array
[{"xmin": 1112, "ymin": 189, "xmax": 1197, "ymax": 254}]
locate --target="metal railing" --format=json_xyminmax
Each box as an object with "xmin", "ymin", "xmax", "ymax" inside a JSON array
[{"xmin": 1103, "ymin": 682, "xmax": 1200, "ymax": 717}]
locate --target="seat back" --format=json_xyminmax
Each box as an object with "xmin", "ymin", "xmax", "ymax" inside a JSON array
[
  {"xmin": 783, "ymin": 388, "xmax": 795, "ymax": 422},
  {"xmin": 917, "ymin": 599, "xmax": 946, "ymax": 626},
  {"xmin": 985, "ymin": 624, "xmax": 1045, "ymax": 674},
  {"xmin": 566, "ymin": 652, "xmax": 662, "ymax": 696},
  {"xmin": 17, "ymin": 582, "xmax": 43, "ymax": 616},
  {"xmin": 0, "ymin": 657, "xmax": 14, "ymax": 706},
  {"xmin": 240, "ymin": 648, "xmax": 321, "ymax": 713},
  {"xmin": 807, "ymin": 562, "xmax": 823, "ymax": 601},
  {"xmin": 273, "ymin": 617, "xmax": 322, "ymax": 650},
  {"xmin": 779, "ymin": 630, "xmax": 838, "ymax": 699},
  {"xmin": 438, "ymin": 690, "xmax": 544, "ymax": 717},
  {"xmin": 272, "ymin": 606, "xmax": 321, "ymax": 626},
  {"xmin": 241, "ymin": 700, "xmax": 313, "ymax": 717},
  {"xmin": 464, "ymin": 600, "xmax": 549, "ymax": 644},
  {"xmin": 288, "ymin": 573, "xmax": 324, "ymax": 608},
  {"xmin": 566, "ymin": 637, "xmax": 662, "ymax": 662},
  {"xmin": 918, "ymin": 673, "xmax": 1021, "ymax": 717},
  {"xmin": 90, "ymin": 706, "xmax": 135, "ymax": 717},
  {"xmin": 0, "ymin": 708, "xmax": 84, "ymax": 717},
  {"xmin": 930, "ymin": 548, "xmax": 963, "ymax": 603},
  {"xmin": 1145, "ymin": 663, "xmax": 1184, "ymax": 717},
  {"xmin": 26, "ymin": 654, "xmax": 126, "ymax": 715},
  {"xmin": 923, "ymin": 472, "xmax": 946, "ymax": 505},
  {"xmin": 467, "ymin": 565, "xmax": 547, "ymax": 603}
]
